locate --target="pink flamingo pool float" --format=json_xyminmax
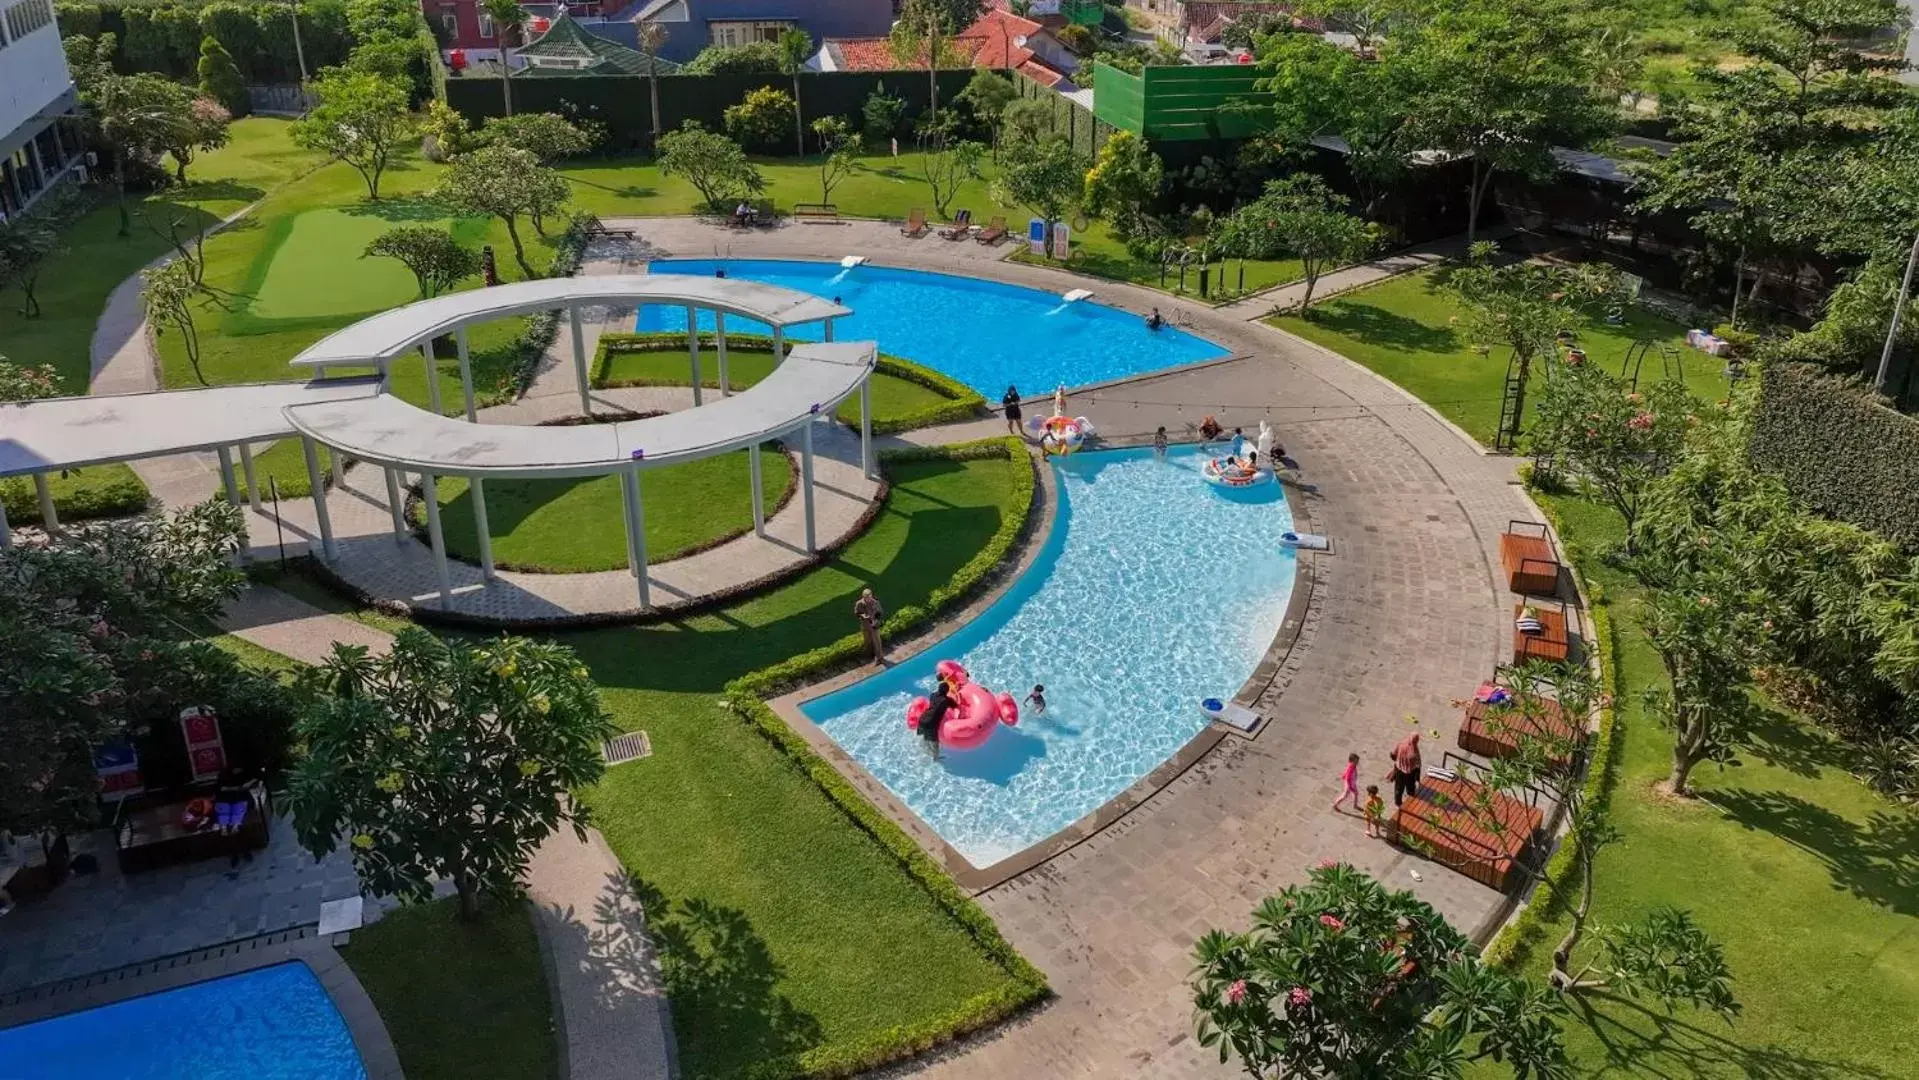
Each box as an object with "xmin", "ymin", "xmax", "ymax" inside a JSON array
[{"xmin": 905, "ymin": 660, "xmax": 1020, "ymax": 750}]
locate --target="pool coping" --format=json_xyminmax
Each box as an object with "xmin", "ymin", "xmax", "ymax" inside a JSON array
[
  {"xmin": 769, "ymin": 441, "xmax": 1321, "ymax": 894},
  {"xmin": 0, "ymin": 933, "xmax": 405, "ymax": 1080}
]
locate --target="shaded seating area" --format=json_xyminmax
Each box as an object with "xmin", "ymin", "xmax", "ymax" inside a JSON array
[
  {"xmin": 1499, "ymin": 520, "xmax": 1561, "ymax": 596},
  {"xmin": 112, "ymin": 784, "xmax": 270, "ymax": 874},
  {"xmin": 1390, "ymin": 760, "xmax": 1544, "ymax": 893},
  {"xmin": 1513, "ymin": 602, "xmax": 1573, "ymax": 664}
]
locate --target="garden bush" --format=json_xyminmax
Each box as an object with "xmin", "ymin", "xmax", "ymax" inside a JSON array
[
  {"xmin": 0, "ymin": 467, "xmax": 151, "ymax": 523},
  {"xmin": 1749, "ymin": 360, "xmax": 1919, "ymax": 551}
]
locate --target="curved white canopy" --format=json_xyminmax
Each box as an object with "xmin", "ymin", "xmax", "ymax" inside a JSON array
[
  {"xmin": 289, "ymin": 275, "xmax": 852, "ymax": 369},
  {"xmin": 281, "ymin": 340, "xmax": 876, "ymax": 478}
]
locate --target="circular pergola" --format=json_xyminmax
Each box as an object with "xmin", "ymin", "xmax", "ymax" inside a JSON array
[{"xmin": 281, "ymin": 276, "xmax": 877, "ymax": 610}]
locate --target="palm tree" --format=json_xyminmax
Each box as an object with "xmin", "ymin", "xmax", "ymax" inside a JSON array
[
  {"xmin": 481, "ymin": 0, "xmax": 526, "ymax": 116},
  {"xmin": 777, "ymin": 28, "xmax": 812, "ymax": 157},
  {"xmin": 638, "ymin": 21, "xmax": 667, "ymax": 146}
]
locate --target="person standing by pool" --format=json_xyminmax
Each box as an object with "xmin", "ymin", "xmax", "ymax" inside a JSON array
[
  {"xmin": 1003, "ymin": 386, "xmax": 1023, "ymax": 437},
  {"xmin": 1331, "ymin": 752, "xmax": 1361, "ymax": 812},
  {"xmin": 853, "ymin": 588, "xmax": 886, "ymax": 664},
  {"xmin": 1386, "ymin": 732, "xmax": 1422, "ymax": 807},
  {"xmin": 1153, "ymin": 426, "xmax": 1169, "ymax": 457}
]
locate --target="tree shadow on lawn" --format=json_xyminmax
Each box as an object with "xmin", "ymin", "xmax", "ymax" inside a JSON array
[
  {"xmin": 1298, "ymin": 300, "xmax": 1459, "ymax": 354},
  {"xmin": 1570, "ymin": 991, "xmax": 1895, "ymax": 1079},
  {"xmin": 1701, "ymin": 786, "xmax": 1919, "ymax": 917},
  {"xmin": 564, "ymin": 172, "xmax": 661, "ymax": 201},
  {"xmin": 621, "ymin": 873, "xmax": 823, "ymax": 1074},
  {"xmin": 1734, "ymin": 706, "xmax": 1850, "ymax": 782},
  {"xmin": 149, "ymin": 180, "xmax": 267, "ymax": 212},
  {"xmin": 340, "ymin": 196, "xmax": 457, "ymax": 222}
]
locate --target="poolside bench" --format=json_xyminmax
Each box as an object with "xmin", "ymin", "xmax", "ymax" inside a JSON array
[
  {"xmin": 792, "ymin": 202, "xmax": 840, "ymax": 222},
  {"xmin": 113, "ymin": 785, "xmax": 270, "ymax": 874},
  {"xmin": 1499, "ymin": 520, "xmax": 1561, "ymax": 596},
  {"xmin": 1513, "ymin": 602, "xmax": 1572, "ymax": 665},
  {"xmin": 579, "ymin": 215, "xmax": 635, "ymax": 240},
  {"xmin": 1391, "ymin": 773, "xmax": 1542, "ymax": 893},
  {"xmin": 1458, "ymin": 694, "xmax": 1586, "ymax": 769}
]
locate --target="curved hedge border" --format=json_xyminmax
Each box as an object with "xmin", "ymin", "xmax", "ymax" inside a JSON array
[
  {"xmin": 1480, "ymin": 499, "xmax": 1623, "ymax": 970},
  {"xmin": 722, "ymin": 437, "xmax": 1049, "ymax": 1078},
  {"xmin": 0, "ymin": 466, "xmax": 151, "ymax": 523},
  {"xmin": 1750, "ymin": 361, "xmax": 1919, "ymax": 552},
  {"xmin": 592, "ymin": 331, "xmax": 986, "ymax": 435}
]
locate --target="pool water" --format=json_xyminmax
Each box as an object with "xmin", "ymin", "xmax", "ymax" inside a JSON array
[
  {"xmin": 636, "ymin": 259, "xmax": 1229, "ymax": 395},
  {"xmin": 0, "ymin": 962, "xmax": 366, "ymax": 1080},
  {"xmin": 801, "ymin": 446, "xmax": 1296, "ymax": 867}
]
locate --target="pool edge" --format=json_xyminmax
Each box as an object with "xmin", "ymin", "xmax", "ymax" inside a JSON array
[{"xmin": 770, "ymin": 441, "xmax": 1323, "ymax": 893}]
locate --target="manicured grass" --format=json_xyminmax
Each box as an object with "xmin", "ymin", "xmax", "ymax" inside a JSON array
[
  {"xmin": 241, "ymin": 205, "xmax": 489, "ymax": 324},
  {"xmin": 1470, "ymin": 492, "xmax": 1919, "ymax": 1079},
  {"xmin": 340, "ymin": 899, "xmax": 559, "ymax": 1080},
  {"xmin": 1013, "ymin": 244, "xmax": 1305, "ymax": 304},
  {"xmin": 0, "ymin": 464, "xmax": 149, "ymax": 523},
  {"xmin": 422, "ymin": 443, "xmax": 795, "ymax": 573},
  {"xmin": 564, "ymin": 455, "xmax": 1028, "ymax": 1078},
  {"xmin": 597, "ymin": 345, "xmax": 954, "ymax": 427},
  {"xmin": 1270, "ymin": 268, "xmax": 1719, "ymax": 446}
]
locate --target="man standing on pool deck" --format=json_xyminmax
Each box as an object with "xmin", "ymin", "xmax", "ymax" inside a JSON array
[
  {"xmin": 1386, "ymin": 732, "xmax": 1422, "ymax": 806},
  {"xmin": 854, "ymin": 587, "xmax": 886, "ymax": 664},
  {"xmin": 1003, "ymin": 386, "xmax": 1023, "ymax": 437}
]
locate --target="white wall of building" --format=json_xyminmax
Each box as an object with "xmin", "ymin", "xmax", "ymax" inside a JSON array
[{"xmin": 0, "ymin": 0, "xmax": 73, "ymax": 142}]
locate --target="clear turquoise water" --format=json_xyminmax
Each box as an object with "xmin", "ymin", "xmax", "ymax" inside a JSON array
[
  {"xmin": 0, "ymin": 962, "xmax": 365, "ymax": 1080},
  {"xmin": 636, "ymin": 259, "xmax": 1229, "ymax": 394},
  {"xmin": 801, "ymin": 446, "xmax": 1296, "ymax": 867}
]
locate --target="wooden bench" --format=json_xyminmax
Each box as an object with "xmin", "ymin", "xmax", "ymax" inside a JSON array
[
  {"xmin": 578, "ymin": 214, "xmax": 635, "ymax": 240},
  {"xmin": 113, "ymin": 787, "xmax": 270, "ymax": 874},
  {"xmin": 1459, "ymin": 695, "xmax": 1586, "ymax": 769},
  {"xmin": 1499, "ymin": 520, "xmax": 1561, "ymax": 596},
  {"xmin": 1391, "ymin": 774, "xmax": 1542, "ymax": 893},
  {"xmin": 1513, "ymin": 603, "xmax": 1571, "ymax": 664},
  {"xmin": 792, "ymin": 202, "xmax": 839, "ymax": 222}
]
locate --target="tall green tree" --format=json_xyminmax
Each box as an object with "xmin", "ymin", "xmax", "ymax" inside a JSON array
[
  {"xmin": 481, "ymin": 0, "xmax": 527, "ymax": 116},
  {"xmin": 85, "ymin": 72, "xmax": 198, "ymax": 235},
  {"xmin": 196, "ymin": 35, "xmax": 249, "ymax": 116},
  {"xmin": 433, "ymin": 144, "xmax": 569, "ymax": 278},
  {"xmin": 1256, "ymin": 33, "xmax": 1414, "ymax": 217},
  {"xmin": 1082, "ymin": 130, "xmax": 1166, "ymax": 256},
  {"xmin": 638, "ymin": 21, "xmax": 669, "ymax": 144},
  {"xmin": 0, "ymin": 198, "xmax": 70, "ymax": 318},
  {"xmin": 364, "ymin": 226, "xmax": 482, "ymax": 298},
  {"xmin": 656, "ymin": 122, "xmax": 765, "ymax": 212},
  {"xmin": 291, "ymin": 69, "xmax": 412, "ymax": 200},
  {"xmin": 1527, "ymin": 355, "xmax": 1695, "ymax": 550},
  {"xmin": 1216, "ymin": 174, "xmax": 1374, "ymax": 313},
  {"xmin": 810, "ymin": 115, "xmax": 859, "ymax": 204},
  {"xmin": 957, "ymin": 68, "xmax": 1018, "ymax": 157},
  {"xmin": 890, "ymin": 0, "xmax": 988, "ymax": 127},
  {"xmin": 778, "ymin": 26, "xmax": 813, "ymax": 157},
  {"xmin": 992, "ymin": 133, "xmax": 1084, "ymax": 252},
  {"xmin": 163, "ymin": 97, "xmax": 233, "ymax": 183},
  {"xmin": 289, "ymin": 630, "xmax": 612, "ymax": 920}
]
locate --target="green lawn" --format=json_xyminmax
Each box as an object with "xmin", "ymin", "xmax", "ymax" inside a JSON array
[
  {"xmin": 340, "ymin": 899, "xmax": 559, "ymax": 1080},
  {"xmin": 1014, "ymin": 244, "xmax": 1305, "ymax": 304},
  {"xmin": 421, "ymin": 443, "xmax": 795, "ymax": 573},
  {"xmin": 1473, "ymin": 493, "xmax": 1919, "ymax": 1078},
  {"xmin": 597, "ymin": 345, "xmax": 954, "ymax": 428},
  {"xmin": 1270, "ymin": 268, "xmax": 1719, "ymax": 446},
  {"xmin": 564, "ymin": 454, "xmax": 1028, "ymax": 1078},
  {"xmin": 239, "ymin": 204, "xmax": 489, "ymax": 325}
]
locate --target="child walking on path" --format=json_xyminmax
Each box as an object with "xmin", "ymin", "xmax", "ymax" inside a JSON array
[
  {"xmin": 1331, "ymin": 752, "xmax": 1361, "ymax": 812},
  {"xmin": 1363, "ymin": 785, "xmax": 1385, "ymax": 838}
]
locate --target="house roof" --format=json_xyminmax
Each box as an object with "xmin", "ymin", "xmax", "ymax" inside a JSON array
[
  {"xmin": 823, "ymin": 35, "xmax": 986, "ymax": 71},
  {"xmin": 818, "ymin": 7, "xmax": 1068, "ymax": 85},
  {"xmin": 516, "ymin": 11, "xmax": 679, "ymax": 75},
  {"xmin": 1180, "ymin": 1, "xmax": 1295, "ymax": 32}
]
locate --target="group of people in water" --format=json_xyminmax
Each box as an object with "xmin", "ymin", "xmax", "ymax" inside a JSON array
[{"xmin": 916, "ymin": 676, "xmax": 1045, "ymax": 760}]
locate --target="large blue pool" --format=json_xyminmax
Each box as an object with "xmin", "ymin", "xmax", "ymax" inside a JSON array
[
  {"xmin": 637, "ymin": 259, "xmax": 1229, "ymax": 394},
  {"xmin": 0, "ymin": 962, "xmax": 365, "ymax": 1079},
  {"xmin": 801, "ymin": 446, "xmax": 1296, "ymax": 867}
]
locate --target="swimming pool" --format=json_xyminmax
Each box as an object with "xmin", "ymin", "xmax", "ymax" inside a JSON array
[
  {"xmin": 0, "ymin": 961, "xmax": 366, "ymax": 1080},
  {"xmin": 636, "ymin": 259, "xmax": 1229, "ymax": 395},
  {"xmin": 801, "ymin": 446, "xmax": 1295, "ymax": 868}
]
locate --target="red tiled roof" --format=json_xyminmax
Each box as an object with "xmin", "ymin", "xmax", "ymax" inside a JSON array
[
  {"xmin": 829, "ymin": 35, "xmax": 986, "ymax": 71},
  {"xmin": 964, "ymin": 7, "xmax": 1042, "ymax": 69},
  {"xmin": 826, "ymin": 9, "xmax": 1067, "ymax": 85},
  {"xmin": 1180, "ymin": 1, "xmax": 1294, "ymax": 31}
]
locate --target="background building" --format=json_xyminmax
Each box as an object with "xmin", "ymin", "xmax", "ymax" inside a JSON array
[{"xmin": 0, "ymin": 0, "xmax": 77, "ymax": 219}]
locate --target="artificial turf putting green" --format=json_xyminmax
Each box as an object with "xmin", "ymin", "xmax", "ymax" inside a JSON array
[
  {"xmin": 423, "ymin": 443, "xmax": 795, "ymax": 573},
  {"xmin": 241, "ymin": 205, "xmax": 489, "ymax": 324},
  {"xmin": 597, "ymin": 346, "xmax": 955, "ymax": 427}
]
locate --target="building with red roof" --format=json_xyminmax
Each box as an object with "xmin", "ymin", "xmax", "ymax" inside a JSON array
[{"xmin": 810, "ymin": 4, "xmax": 1080, "ymax": 90}]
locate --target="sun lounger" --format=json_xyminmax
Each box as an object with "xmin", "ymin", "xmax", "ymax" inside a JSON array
[
  {"xmin": 975, "ymin": 215, "xmax": 1007, "ymax": 244},
  {"xmin": 900, "ymin": 208, "xmax": 928, "ymax": 237},
  {"xmin": 940, "ymin": 209, "xmax": 973, "ymax": 240}
]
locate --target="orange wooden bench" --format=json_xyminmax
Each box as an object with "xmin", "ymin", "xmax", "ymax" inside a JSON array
[
  {"xmin": 1459, "ymin": 696, "xmax": 1586, "ymax": 769},
  {"xmin": 1391, "ymin": 774, "xmax": 1542, "ymax": 893},
  {"xmin": 1499, "ymin": 521, "xmax": 1561, "ymax": 596},
  {"xmin": 1513, "ymin": 603, "xmax": 1571, "ymax": 664}
]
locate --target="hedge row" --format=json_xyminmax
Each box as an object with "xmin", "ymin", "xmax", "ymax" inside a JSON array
[
  {"xmin": 1749, "ymin": 361, "xmax": 1919, "ymax": 552},
  {"xmin": 57, "ymin": 0, "xmax": 354, "ymax": 84},
  {"xmin": 723, "ymin": 437, "xmax": 1048, "ymax": 1076},
  {"xmin": 495, "ymin": 215, "xmax": 595, "ymax": 403},
  {"xmin": 0, "ymin": 466, "xmax": 152, "ymax": 524},
  {"xmin": 593, "ymin": 331, "xmax": 986, "ymax": 434}
]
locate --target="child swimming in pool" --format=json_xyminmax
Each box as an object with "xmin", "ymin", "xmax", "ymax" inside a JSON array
[{"xmin": 1024, "ymin": 684, "xmax": 1046, "ymax": 717}]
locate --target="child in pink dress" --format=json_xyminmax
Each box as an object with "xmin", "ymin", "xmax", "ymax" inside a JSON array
[{"xmin": 1332, "ymin": 752, "xmax": 1361, "ymax": 812}]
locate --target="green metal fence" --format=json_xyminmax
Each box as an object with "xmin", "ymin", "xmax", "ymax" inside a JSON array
[
  {"xmin": 1013, "ymin": 75, "xmax": 1116, "ymax": 160},
  {"xmin": 1092, "ymin": 62, "xmax": 1275, "ymax": 142}
]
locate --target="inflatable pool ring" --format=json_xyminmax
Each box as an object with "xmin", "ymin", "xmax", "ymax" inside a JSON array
[
  {"xmin": 905, "ymin": 659, "xmax": 1020, "ymax": 751},
  {"xmin": 1202, "ymin": 456, "xmax": 1272, "ymax": 489},
  {"xmin": 1027, "ymin": 414, "xmax": 1093, "ymax": 455},
  {"xmin": 182, "ymin": 797, "xmax": 215, "ymax": 830}
]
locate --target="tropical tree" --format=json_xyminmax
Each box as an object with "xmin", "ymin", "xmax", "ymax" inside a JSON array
[
  {"xmin": 481, "ymin": 0, "xmax": 527, "ymax": 116},
  {"xmin": 163, "ymin": 97, "xmax": 233, "ymax": 183},
  {"xmin": 142, "ymin": 260, "xmax": 206, "ymax": 384},
  {"xmin": 890, "ymin": 0, "xmax": 988, "ymax": 126},
  {"xmin": 657, "ymin": 122, "xmax": 765, "ymax": 212},
  {"xmin": 85, "ymin": 72, "xmax": 197, "ymax": 234},
  {"xmin": 723, "ymin": 86, "xmax": 796, "ymax": 154},
  {"xmin": 778, "ymin": 26, "xmax": 813, "ymax": 156},
  {"xmin": 1256, "ymin": 32, "xmax": 1414, "ymax": 218},
  {"xmin": 638, "ymin": 21, "xmax": 669, "ymax": 144},
  {"xmin": 196, "ymin": 35, "xmax": 249, "ymax": 116},
  {"xmin": 364, "ymin": 226, "xmax": 482, "ymax": 298},
  {"xmin": 432, "ymin": 144, "xmax": 569, "ymax": 278},
  {"xmin": 811, "ymin": 115, "xmax": 859, "ymax": 204},
  {"xmin": 291, "ymin": 69, "xmax": 412, "ymax": 201},
  {"xmin": 288, "ymin": 629, "xmax": 612, "ymax": 920},
  {"xmin": 1217, "ymin": 174, "xmax": 1374, "ymax": 312},
  {"xmin": 957, "ymin": 68, "xmax": 1019, "ymax": 157},
  {"xmin": 0, "ymin": 201, "xmax": 69, "ymax": 318},
  {"xmin": 1082, "ymin": 130, "xmax": 1166, "ymax": 256},
  {"xmin": 1527, "ymin": 357, "xmax": 1695, "ymax": 550},
  {"xmin": 915, "ymin": 115, "xmax": 985, "ymax": 219},
  {"xmin": 993, "ymin": 133, "xmax": 1083, "ymax": 252},
  {"xmin": 682, "ymin": 41, "xmax": 785, "ymax": 73},
  {"xmin": 1192, "ymin": 863, "xmax": 1570, "ymax": 1078},
  {"xmin": 862, "ymin": 82, "xmax": 907, "ymax": 146},
  {"xmin": 0, "ymin": 357, "xmax": 59, "ymax": 401},
  {"xmin": 1634, "ymin": 558, "xmax": 1771, "ymax": 796},
  {"xmin": 478, "ymin": 111, "xmax": 599, "ymax": 162}
]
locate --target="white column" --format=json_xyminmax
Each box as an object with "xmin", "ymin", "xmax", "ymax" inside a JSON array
[
  {"xmin": 420, "ymin": 473, "xmax": 453, "ymax": 607},
  {"xmin": 216, "ymin": 447, "xmax": 240, "ymax": 506},
  {"xmin": 687, "ymin": 306, "xmax": 703, "ymax": 407},
  {"xmin": 621, "ymin": 468, "xmax": 650, "ymax": 609},
  {"xmin": 0, "ymin": 497, "xmax": 11, "ymax": 549},
  {"xmin": 860, "ymin": 379, "xmax": 874, "ymax": 480},
  {"xmin": 772, "ymin": 325, "xmax": 785, "ymax": 367},
  {"xmin": 238, "ymin": 443, "xmax": 262, "ymax": 513},
  {"xmin": 383, "ymin": 468, "xmax": 407, "ymax": 542},
  {"xmin": 33, "ymin": 474, "xmax": 56, "ymax": 533},
  {"xmin": 824, "ymin": 318, "xmax": 835, "ymax": 342},
  {"xmin": 470, "ymin": 477, "xmax": 496, "ymax": 581},
  {"xmin": 457, "ymin": 328, "xmax": 476, "ymax": 422},
  {"xmin": 422, "ymin": 341, "xmax": 443, "ymax": 415},
  {"xmin": 716, "ymin": 312, "xmax": 730, "ymax": 396},
  {"xmin": 301, "ymin": 437, "xmax": 336, "ymax": 560},
  {"xmin": 801, "ymin": 419, "xmax": 817, "ymax": 554},
  {"xmin": 569, "ymin": 305, "xmax": 591, "ymax": 416},
  {"xmin": 749, "ymin": 444, "xmax": 765, "ymax": 536}
]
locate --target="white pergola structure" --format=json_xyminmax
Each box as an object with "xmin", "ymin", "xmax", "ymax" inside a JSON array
[
  {"xmin": 0, "ymin": 379, "xmax": 384, "ymax": 547},
  {"xmin": 281, "ymin": 275, "xmax": 879, "ymax": 610}
]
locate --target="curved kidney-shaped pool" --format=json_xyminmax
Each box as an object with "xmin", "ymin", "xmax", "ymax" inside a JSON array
[
  {"xmin": 636, "ymin": 259, "xmax": 1230, "ymax": 394},
  {"xmin": 801, "ymin": 446, "xmax": 1296, "ymax": 868}
]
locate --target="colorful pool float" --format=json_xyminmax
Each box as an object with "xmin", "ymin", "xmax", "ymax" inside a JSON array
[
  {"xmin": 906, "ymin": 659, "xmax": 1020, "ymax": 750},
  {"xmin": 1028, "ymin": 413, "xmax": 1093, "ymax": 454},
  {"xmin": 1202, "ymin": 456, "xmax": 1271, "ymax": 488}
]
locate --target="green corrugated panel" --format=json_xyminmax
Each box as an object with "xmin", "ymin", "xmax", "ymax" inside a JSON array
[
  {"xmin": 1137, "ymin": 63, "xmax": 1273, "ymax": 141},
  {"xmin": 1093, "ymin": 62, "xmax": 1146, "ymax": 134}
]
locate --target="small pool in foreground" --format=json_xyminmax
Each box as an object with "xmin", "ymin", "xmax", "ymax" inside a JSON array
[
  {"xmin": 637, "ymin": 259, "xmax": 1229, "ymax": 394},
  {"xmin": 801, "ymin": 446, "xmax": 1295, "ymax": 867},
  {"xmin": 0, "ymin": 962, "xmax": 366, "ymax": 1080}
]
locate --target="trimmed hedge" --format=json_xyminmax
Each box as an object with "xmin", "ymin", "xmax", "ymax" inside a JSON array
[
  {"xmin": 593, "ymin": 331, "xmax": 986, "ymax": 434},
  {"xmin": 723, "ymin": 437, "xmax": 1048, "ymax": 1077},
  {"xmin": 1749, "ymin": 361, "xmax": 1919, "ymax": 552},
  {"xmin": 0, "ymin": 465, "xmax": 152, "ymax": 524}
]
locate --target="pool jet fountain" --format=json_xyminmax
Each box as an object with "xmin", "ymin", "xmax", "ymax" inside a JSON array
[
  {"xmin": 1045, "ymin": 288, "xmax": 1095, "ymax": 316},
  {"xmin": 826, "ymin": 255, "xmax": 869, "ymax": 287}
]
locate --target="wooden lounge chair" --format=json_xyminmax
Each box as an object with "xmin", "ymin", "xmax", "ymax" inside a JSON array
[
  {"xmin": 1390, "ymin": 770, "xmax": 1543, "ymax": 893},
  {"xmin": 900, "ymin": 208, "xmax": 928, "ymax": 237},
  {"xmin": 1512, "ymin": 602, "xmax": 1572, "ymax": 664},
  {"xmin": 1499, "ymin": 520, "xmax": 1561, "ymax": 596},
  {"xmin": 975, "ymin": 215, "xmax": 1007, "ymax": 244},
  {"xmin": 940, "ymin": 209, "xmax": 973, "ymax": 240}
]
